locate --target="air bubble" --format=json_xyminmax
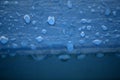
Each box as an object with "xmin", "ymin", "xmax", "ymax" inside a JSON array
[
  {"xmin": 92, "ymin": 39, "xmax": 102, "ymax": 45},
  {"xmin": 105, "ymin": 8, "xmax": 111, "ymax": 16},
  {"xmin": 79, "ymin": 40, "xmax": 85, "ymax": 44},
  {"xmin": 96, "ymin": 53, "xmax": 104, "ymax": 58},
  {"xmin": 67, "ymin": 0, "xmax": 72, "ymax": 9},
  {"xmin": 80, "ymin": 19, "xmax": 91, "ymax": 24},
  {"xmin": 32, "ymin": 20, "xmax": 36, "ymax": 25},
  {"xmin": 67, "ymin": 41, "xmax": 74, "ymax": 52},
  {"xmin": 86, "ymin": 25, "xmax": 92, "ymax": 30},
  {"xmin": 112, "ymin": 11, "xmax": 117, "ymax": 16},
  {"xmin": 12, "ymin": 43, "xmax": 18, "ymax": 48},
  {"xmin": 80, "ymin": 31, "xmax": 85, "ymax": 37},
  {"xmin": 24, "ymin": 14, "xmax": 31, "ymax": 24},
  {"xmin": 9, "ymin": 53, "xmax": 16, "ymax": 57},
  {"xmin": 30, "ymin": 44, "xmax": 36, "ymax": 50},
  {"xmin": 101, "ymin": 25, "xmax": 108, "ymax": 31},
  {"xmin": 0, "ymin": 36, "xmax": 9, "ymax": 44},
  {"xmin": 47, "ymin": 16, "xmax": 55, "ymax": 25},
  {"xmin": 36, "ymin": 36, "xmax": 43, "ymax": 42},
  {"xmin": 41, "ymin": 29, "xmax": 47, "ymax": 34},
  {"xmin": 77, "ymin": 54, "xmax": 86, "ymax": 59},
  {"xmin": 21, "ymin": 41, "xmax": 28, "ymax": 47},
  {"xmin": 1, "ymin": 54, "xmax": 6, "ymax": 58},
  {"xmin": 31, "ymin": 54, "xmax": 47, "ymax": 61},
  {"xmin": 58, "ymin": 54, "xmax": 71, "ymax": 61}
]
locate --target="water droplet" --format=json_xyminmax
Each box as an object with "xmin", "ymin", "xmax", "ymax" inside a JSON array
[
  {"xmin": 32, "ymin": 20, "xmax": 36, "ymax": 25},
  {"xmin": 31, "ymin": 54, "xmax": 47, "ymax": 61},
  {"xmin": 115, "ymin": 53, "xmax": 120, "ymax": 57},
  {"xmin": 1, "ymin": 54, "xmax": 6, "ymax": 58},
  {"xmin": 92, "ymin": 39, "xmax": 102, "ymax": 45},
  {"xmin": 41, "ymin": 29, "xmax": 47, "ymax": 34},
  {"xmin": 101, "ymin": 25, "xmax": 108, "ymax": 31},
  {"xmin": 96, "ymin": 53, "xmax": 104, "ymax": 58},
  {"xmin": 77, "ymin": 54, "xmax": 86, "ymax": 59},
  {"xmin": 58, "ymin": 54, "xmax": 71, "ymax": 61},
  {"xmin": 0, "ymin": 22, "xmax": 2, "ymax": 26},
  {"xmin": 105, "ymin": 8, "xmax": 111, "ymax": 16},
  {"xmin": 30, "ymin": 44, "xmax": 36, "ymax": 50},
  {"xmin": 24, "ymin": 14, "xmax": 31, "ymax": 24},
  {"xmin": 91, "ymin": 9, "xmax": 95, "ymax": 13},
  {"xmin": 67, "ymin": 41, "xmax": 74, "ymax": 52},
  {"xmin": 36, "ymin": 36, "xmax": 43, "ymax": 42},
  {"xmin": 79, "ymin": 40, "xmax": 85, "ymax": 44},
  {"xmin": 95, "ymin": 32, "xmax": 100, "ymax": 36},
  {"xmin": 112, "ymin": 11, "xmax": 117, "ymax": 16},
  {"xmin": 67, "ymin": 0, "xmax": 72, "ymax": 9},
  {"xmin": 21, "ymin": 41, "xmax": 28, "ymax": 47},
  {"xmin": 47, "ymin": 16, "xmax": 55, "ymax": 25},
  {"xmin": 9, "ymin": 53, "xmax": 16, "ymax": 57},
  {"xmin": 80, "ymin": 31, "xmax": 85, "ymax": 37},
  {"xmin": 4, "ymin": 1, "xmax": 9, "ymax": 4},
  {"xmin": 0, "ymin": 36, "xmax": 9, "ymax": 44},
  {"xmin": 80, "ymin": 19, "xmax": 91, "ymax": 24},
  {"xmin": 12, "ymin": 43, "xmax": 18, "ymax": 48},
  {"xmin": 86, "ymin": 25, "xmax": 92, "ymax": 30}
]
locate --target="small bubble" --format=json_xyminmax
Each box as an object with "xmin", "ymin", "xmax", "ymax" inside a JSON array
[
  {"xmin": 77, "ymin": 54, "xmax": 86, "ymax": 59},
  {"xmin": 58, "ymin": 54, "xmax": 71, "ymax": 61},
  {"xmin": 14, "ymin": 1, "xmax": 18, "ymax": 4},
  {"xmin": 31, "ymin": 54, "xmax": 47, "ymax": 61},
  {"xmin": 9, "ymin": 53, "xmax": 16, "ymax": 57},
  {"xmin": 91, "ymin": 9, "xmax": 95, "ymax": 13},
  {"xmin": 115, "ymin": 53, "xmax": 120, "ymax": 57},
  {"xmin": 24, "ymin": 14, "xmax": 31, "ymax": 24},
  {"xmin": 0, "ymin": 22, "xmax": 2, "ymax": 26},
  {"xmin": 41, "ymin": 29, "xmax": 47, "ymax": 34},
  {"xmin": 47, "ymin": 16, "xmax": 55, "ymax": 25},
  {"xmin": 80, "ymin": 19, "xmax": 91, "ymax": 24},
  {"xmin": 0, "ymin": 36, "xmax": 9, "ymax": 44},
  {"xmin": 67, "ymin": 41, "xmax": 74, "ymax": 52},
  {"xmin": 96, "ymin": 53, "xmax": 104, "ymax": 58},
  {"xmin": 4, "ymin": 1, "xmax": 9, "ymax": 4},
  {"xmin": 1, "ymin": 54, "xmax": 6, "ymax": 58},
  {"xmin": 112, "ymin": 11, "xmax": 117, "ymax": 16},
  {"xmin": 32, "ymin": 20, "xmax": 37, "ymax": 25},
  {"xmin": 105, "ymin": 8, "xmax": 111, "ymax": 16},
  {"xmin": 12, "ymin": 43, "xmax": 18, "ymax": 48},
  {"xmin": 80, "ymin": 31, "xmax": 85, "ymax": 37},
  {"xmin": 86, "ymin": 25, "xmax": 92, "ymax": 30},
  {"xmin": 21, "ymin": 41, "xmax": 28, "ymax": 47},
  {"xmin": 92, "ymin": 39, "xmax": 102, "ymax": 45},
  {"xmin": 30, "ymin": 44, "xmax": 36, "ymax": 50},
  {"xmin": 36, "ymin": 36, "xmax": 43, "ymax": 42},
  {"xmin": 101, "ymin": 25, "xmax": 108, "ymax": 31},
  {"xmin": 95, "ymin": 32, "xmax": 100, "ymax": 36},
  {"xmin": 79, "ymin": 40, "xmax": 85, "ymax": 44},
  {"xmin": 67, "ymin": 0, "xmax": 72, "ymax": 9}
]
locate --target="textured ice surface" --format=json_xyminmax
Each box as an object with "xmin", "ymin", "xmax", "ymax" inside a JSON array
[{"xmin": 0, "ymin": 0, "xmax": 120, "ymax": 55}]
